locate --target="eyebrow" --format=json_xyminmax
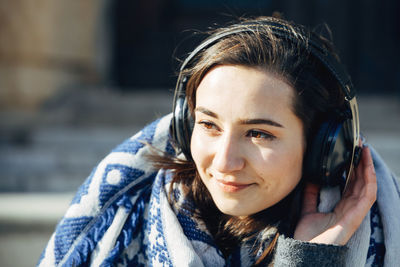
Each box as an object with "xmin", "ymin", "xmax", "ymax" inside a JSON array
[{"xmin": 194, "ymin": 107, "xmax": 284, "ymax": 128}]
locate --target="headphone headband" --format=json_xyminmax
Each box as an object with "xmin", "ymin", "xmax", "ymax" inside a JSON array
[{"xmin": 178, "ymin": 20, "xmax": 355, "ymax": 99}]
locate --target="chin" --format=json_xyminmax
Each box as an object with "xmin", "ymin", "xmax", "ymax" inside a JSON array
[{"xmin": 215, "ymin": 202, "xmax": 259, "ymax": 217}]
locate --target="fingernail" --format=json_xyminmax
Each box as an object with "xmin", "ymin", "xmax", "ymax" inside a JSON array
[{"xmin": 371, "ymin": 161, "xmax": 376, "ymax": 174}]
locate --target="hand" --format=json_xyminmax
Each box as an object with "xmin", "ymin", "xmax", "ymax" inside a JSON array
[{"xmin": 293, "ymin": 146, "xmax": 377, "ymax": 245}]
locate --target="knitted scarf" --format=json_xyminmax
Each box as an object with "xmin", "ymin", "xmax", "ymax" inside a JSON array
[{"xmin": 38, "ymin": 114, "xmax": 400, "ymax": 266}]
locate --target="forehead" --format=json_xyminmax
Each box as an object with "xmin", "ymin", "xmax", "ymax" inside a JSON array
[{"xmin": 195, "ymin": 65, "xmax": 296, "ymax": 119}]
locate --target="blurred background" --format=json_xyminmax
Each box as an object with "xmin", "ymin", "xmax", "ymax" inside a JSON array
[{"xmin": 0, "ymin": 0, "xmax": 399, "ymax": 266}]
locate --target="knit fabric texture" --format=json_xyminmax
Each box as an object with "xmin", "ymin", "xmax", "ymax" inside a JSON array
[{"xmin": 37, "ymin": 114, "xmax": 398, "ymax": 266}]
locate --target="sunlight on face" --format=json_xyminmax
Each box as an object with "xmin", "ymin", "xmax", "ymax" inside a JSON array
[{"xmin": 190, "ymin": 65, "xmax": 305, "ymax": 217}]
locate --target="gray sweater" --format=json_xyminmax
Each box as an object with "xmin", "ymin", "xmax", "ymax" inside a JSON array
[{"xmin": 273, "ymin": 236, "xmax": 347, "ymax": 266}]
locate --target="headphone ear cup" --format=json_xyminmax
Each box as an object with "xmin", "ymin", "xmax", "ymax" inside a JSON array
[
  {"xmin": 304, "ymin": 118, "xmax": 353, "ymax": 186},
  {"xmin": 181, "ymin": 97, "xmax": 194, "ymax": 159},
  {"xmin": 304, "ymin": 121, "xmax": 331, "ymax": 185},
  {"xmin": 170, "ymin": 93, "xmax": 193, "ymax": 160}
]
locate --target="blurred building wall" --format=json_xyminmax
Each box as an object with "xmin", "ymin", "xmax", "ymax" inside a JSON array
[
  {"xmin": 112, "ymin": 0, "xmax": 400, "ymax": 93},
  {"xmin": 1, "ymin": 0, "xmax": 399, "ymax": 108},
  {"xmin": 0, "ymin": 0, "xmax": 106, "ymax": 110}
]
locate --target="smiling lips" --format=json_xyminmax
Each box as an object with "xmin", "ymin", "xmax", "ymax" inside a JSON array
[{"xmin": 216, "ymin": 179, "xmax": 253, "ymax": 193}]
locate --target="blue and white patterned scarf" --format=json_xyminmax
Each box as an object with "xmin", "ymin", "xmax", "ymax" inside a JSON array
[{"xmin": 38, "ymin": 114, "xmax": 400, "ymax": 266}]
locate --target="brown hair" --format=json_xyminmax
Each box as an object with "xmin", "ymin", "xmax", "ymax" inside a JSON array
[{"xmin": 153, "ymin": 16, "xmax": 345, "ymax": 265}]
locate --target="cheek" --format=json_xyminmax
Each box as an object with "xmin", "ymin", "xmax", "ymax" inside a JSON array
[
  {"xmin": 256, "ymin": 145, "xmax": 304, "ymax": 186},
  {"xmin": 190, "ymin": 127, "xmax": 210, "ymax": 168},
  {"xmin": 277, "ymin": 149, "xmax": 303, "ymax": 189},
  {"xmin": 278, "ymin": 147, "xmax": 303, "ymax": 172}
]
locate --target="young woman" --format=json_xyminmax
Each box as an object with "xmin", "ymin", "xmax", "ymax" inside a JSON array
[{"xmin": 38, "ymin": 16, "xmax": 400, "ymax": 266}]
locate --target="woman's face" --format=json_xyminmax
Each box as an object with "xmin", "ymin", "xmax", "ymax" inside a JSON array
[{"xmin": 190, "ymin": 65, "xmax": 305, "ymax": 217}]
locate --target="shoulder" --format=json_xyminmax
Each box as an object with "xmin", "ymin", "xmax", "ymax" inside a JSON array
[
  {"xmin": 67, "ymin": 113, "xmax": 174, "ymax": 218},
  {"xmin": 38, "ymin": 114, "xmax": 174, "ymax": 266}
]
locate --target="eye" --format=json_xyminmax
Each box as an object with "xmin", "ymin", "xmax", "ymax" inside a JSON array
[
  {"xmin": 246, "ymin": 130, "xmax": 275, "ymax": 140},
  {"xmin": 197, "ymin": 120, "xmax": 219, "ymax": 131}
]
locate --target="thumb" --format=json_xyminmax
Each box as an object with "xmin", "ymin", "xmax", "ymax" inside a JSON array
[{"xmin": 301, "ymin": 183, "xmax": 320, "ymax": 216}]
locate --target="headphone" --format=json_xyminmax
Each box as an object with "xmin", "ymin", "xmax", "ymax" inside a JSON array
[{"xmin": 170, "ymin": 18, "xmax": 362, "ymax": 188}]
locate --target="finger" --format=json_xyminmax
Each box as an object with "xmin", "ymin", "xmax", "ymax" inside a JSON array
[
  {"xmin": 301, "ymin": 183, "xmax": 320, "ymax": 215},
  {"xmin": 358, "ymin": 146, "xmax": 377, "ymax": 203},
  {"xmin": 343, "ymin": 146, "xmax": 373, "ymax": 198},
  {"xmin": 336, "ymin": 147, "xmax": 376, "ymax": 227},
  {"xmin": 342, "ymin": 170, "xmax": 356, "ymax": 198},
  {"xmin": 352, "ymin": 147, "xmax": 376, "ymax": 198},
  {"xmin": 361, "ymin": 146, "xmax": 376, "ymax": 180}
]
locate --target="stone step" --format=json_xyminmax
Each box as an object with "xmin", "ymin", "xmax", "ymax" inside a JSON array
[{"xmin": 1, "ymin": 93, "xmax": 399, "ymax": 192}]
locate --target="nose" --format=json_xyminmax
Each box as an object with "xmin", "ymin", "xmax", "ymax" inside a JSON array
[{"xmin": 213, "ymin": 133, "xmax": 245, "ymax": 173}]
